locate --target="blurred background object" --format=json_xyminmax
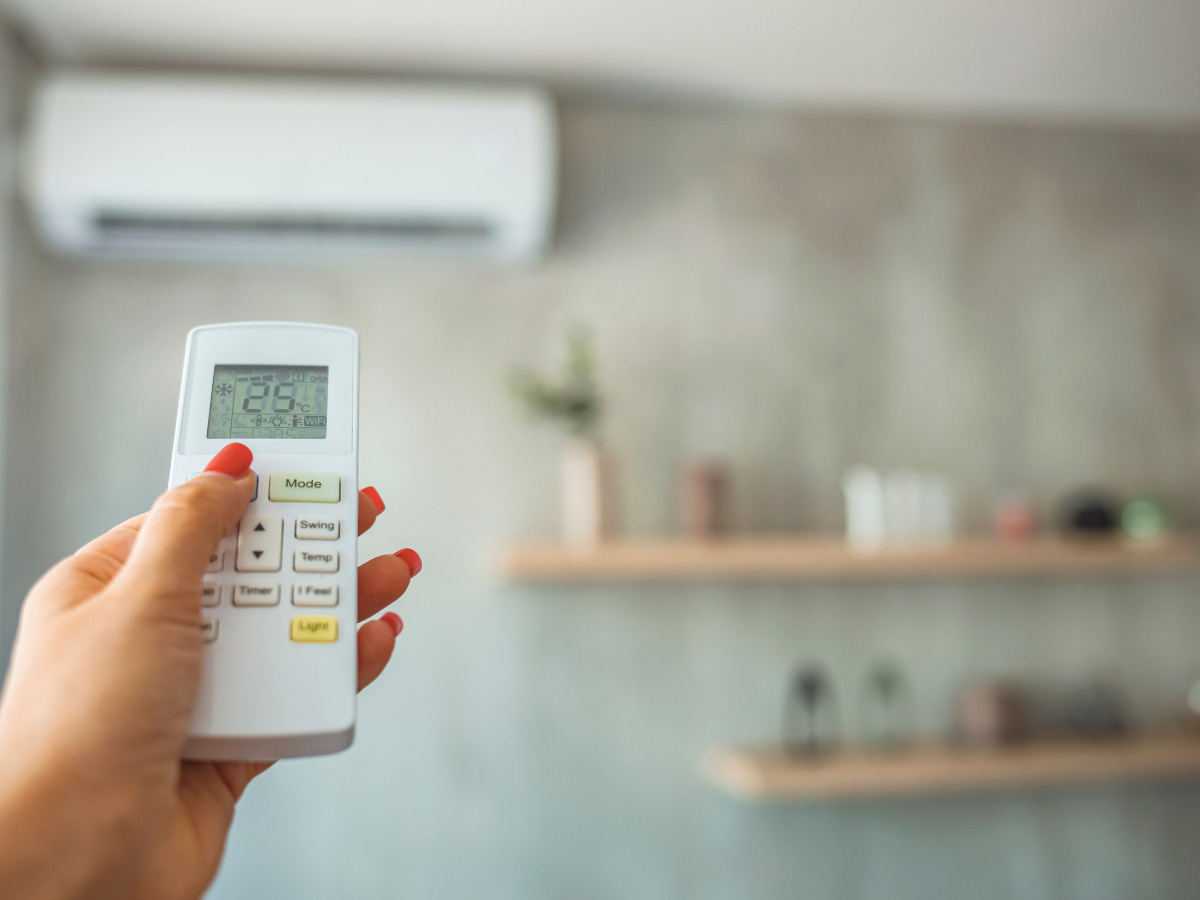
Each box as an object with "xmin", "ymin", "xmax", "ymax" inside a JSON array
[
  {"xmin": 679, "ymin": 460, "xmax": 728, "ymax": 538},
  {"xmin": 859, "ymin": 661, "xmax": 915, "ymax": 750},
  {"xmin": 845, "ymin": 466, "xmax": 954, "ymax": 548},
  {"xmin": 510, "ymin": 329, "xmax": 615, "ymax": 546},
  {"xmin": 1122, "ymin": 497, "xmax": 1170, "ymax": 541},
  {"xmin": 1055, "ymin": 681, "xmax": 1128, "ymax": 739},
  {"xmin": 783, "ymin": 664, "xmax": 839, "ymax": 757},
  {"xmin": 1061, "ymin": 489, "xmax": 1121, "ymax": 536},
  {"xmin": 992, "ymin": 496, "xmax": 1038, "ymax": 541},
  {"xmin": 0, "ymin": 0, "xmax": 1199, "ymax": 898},
  {"xmin": 955, "ymin": 680, "xmax": 1031, "ymax": 746}
]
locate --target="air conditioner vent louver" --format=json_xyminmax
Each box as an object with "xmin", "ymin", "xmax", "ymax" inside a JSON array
[{"xmin": 94, "ymin": 212, "xmax": 494, "ymax": 243}]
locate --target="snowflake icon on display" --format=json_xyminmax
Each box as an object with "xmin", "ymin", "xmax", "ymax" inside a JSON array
[{"xmin": 214, "ymin": 383, "xmax": 233, "ymax": 396}]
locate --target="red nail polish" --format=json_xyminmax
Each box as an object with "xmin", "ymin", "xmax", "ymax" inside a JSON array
[
  {"xmin": 381, "ymin": 612, "xmax": 403, "ymax": 636},
  {"xmin": 362, "ymin": 486, "xmax": 385, "ymax": 514},
  {"xmin": 395, "ymin": 548, "xmax": 422, "ymax": 577},
  {"xmin": 203, "ymin": 443, "xmax": 253, "ymax": 478}
]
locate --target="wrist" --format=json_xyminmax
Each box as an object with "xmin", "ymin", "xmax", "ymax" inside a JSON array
[{"xmin": 0, "ymin": 740, "xmax": 137, "ymax": 900}]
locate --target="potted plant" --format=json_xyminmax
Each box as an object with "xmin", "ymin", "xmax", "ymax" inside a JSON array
[{"xmin": 510, "ymin": 330, "xmax": 616, "ymax": 547}]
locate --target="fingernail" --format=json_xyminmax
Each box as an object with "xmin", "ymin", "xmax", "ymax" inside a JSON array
[
  {"xmin": 395, "ymin": 548, "xmax": 422, "ymax": 577},
  {"xmin": 203, "ymin": 443, "xmax": 253, "ymax": 478},
  {"xmin": 381, "ymin": 612, "xmax": 403, "ymax": 636},
  {"xmin": 363, "ymin": 486, "xmax": 385, "ymax": 514}
]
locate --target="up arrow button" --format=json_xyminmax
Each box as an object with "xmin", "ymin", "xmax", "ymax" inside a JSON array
[{"xmin": 268, "ymin": 472, "xmax": 341, "ymax": 504}]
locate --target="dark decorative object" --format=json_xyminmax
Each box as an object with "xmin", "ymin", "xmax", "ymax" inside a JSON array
[
  {"xmin": 860, "ymin": 662, "xmax": 915, "ymax": 750},
  {"xmin": 1061, "ymin": 490, "xmax": 1121, "ymax": 535},
  {"xmin": 955, "ymin": 681, "xmax": 1030, "ymax": 746},
  {"xmin": 680, "ymin": 461, "xmax": 729, "ymax": 538},
  {"xmin": 1058, "ymin": 682, "xmax": 1127, "ymax": 738},
  {"xmin": 783, "ymin": 665, "xmax": 839, "ymax": 757}
]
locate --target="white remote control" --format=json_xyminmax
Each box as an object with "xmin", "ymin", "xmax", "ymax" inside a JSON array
[{"xmin": 168, "ymin": 322, "xmax": 359, "ymax": 760}]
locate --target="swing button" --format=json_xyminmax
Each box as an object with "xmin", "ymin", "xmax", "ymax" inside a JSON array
[{"xmin": 268, "ymin": 473, "xmax": 340, "ymax": 503}]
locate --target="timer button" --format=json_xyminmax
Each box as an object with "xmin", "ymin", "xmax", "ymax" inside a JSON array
[
  {"xmin": 268, "ymin": 472, "xmax": 340, "ymax": 504},
  {"xmin": 233, "ymin": 582, "xmax": 280, "ymax": 607}
]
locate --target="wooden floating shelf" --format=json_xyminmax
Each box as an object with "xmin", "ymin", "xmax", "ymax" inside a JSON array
[
  {"xmin": 704, "ymin": 733, "xmax": 1200, "ymax": 801},
  {"xmin": 499, "ymin": 535, "xmax": 1200, "ymax": 583}
]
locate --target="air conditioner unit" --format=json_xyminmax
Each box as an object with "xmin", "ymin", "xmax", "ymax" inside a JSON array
[{"xmin": 22, "ymin": 73, "xmax": 557, "ymax": 261}]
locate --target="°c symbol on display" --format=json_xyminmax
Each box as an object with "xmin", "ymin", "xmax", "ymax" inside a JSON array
[{"xmin": 254, "ymin": 523, "xmax": 265, "ymax": 532}]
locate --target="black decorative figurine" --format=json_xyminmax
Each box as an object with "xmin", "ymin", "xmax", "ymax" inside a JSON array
[{"xmin": 783, "ymin": 664, "xmax": 839, "ymax": 757}]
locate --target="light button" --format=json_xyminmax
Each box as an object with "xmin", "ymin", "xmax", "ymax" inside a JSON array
[
  {"xmin": 295, "ymin": 549, "xmax": 339, "ymax": 573},
  {"xmin": 291, "ymin": 616, "xmax": 338, "ymax": 642},
  {"xmin": 269, "ymin": 472, "xmax": 340, "ymax": 504},
  {"xmin": 200, "ymin": 617, "xmax": 218, "ymax": 642}
]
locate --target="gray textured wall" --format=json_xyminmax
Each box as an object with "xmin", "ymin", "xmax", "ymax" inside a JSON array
[{"xmin": 5, "ymin": 101, "xmax": 1200, "ymax": 900}]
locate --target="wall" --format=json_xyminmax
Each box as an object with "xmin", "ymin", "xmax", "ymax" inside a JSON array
[
  {"xmin": 5, "ymin": 100, "xmax": 1200, "ymax": 900},
  {"xmin": 0, "ymin": 30, "xmax": 34, "ymax": 675}
]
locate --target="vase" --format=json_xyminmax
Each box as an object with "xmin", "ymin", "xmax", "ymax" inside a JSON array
[{"xmin": 561, "ymin": 440, "xmax": 616, "ymax": 547}]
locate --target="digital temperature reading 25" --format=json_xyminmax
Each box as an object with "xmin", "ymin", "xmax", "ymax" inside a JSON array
[{"xmin": 206, "ymin": 364, "xmax": 329, "ymax": 440}]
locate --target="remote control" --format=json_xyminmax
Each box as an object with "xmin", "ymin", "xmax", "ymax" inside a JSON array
[{"xmin": 168, "ymin": 322, "xmax": 359, "ymax": 760}]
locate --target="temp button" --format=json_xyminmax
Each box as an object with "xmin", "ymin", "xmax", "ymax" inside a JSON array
[{"xmin": 268, "ymin": 472, "xmax": 340, "ymax": 503}]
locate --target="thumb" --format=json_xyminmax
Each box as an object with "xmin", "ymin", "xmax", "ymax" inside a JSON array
[{"xmin": 114, "ymin": 444, "xmax": 256, "ymax": 602}]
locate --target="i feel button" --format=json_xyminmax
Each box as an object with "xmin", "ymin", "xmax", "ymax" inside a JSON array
[{"xmin": 268, "ymin": 472, "xmax": 340, "ymax": 503}]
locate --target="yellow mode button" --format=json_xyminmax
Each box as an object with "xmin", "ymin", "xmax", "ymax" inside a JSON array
[
  {"xmin": 290, "ymin": 616, "xmax": 338, "ymax": 642},
  {"xmin": 269, "ymin": 472, "xmax": 341, "ymax": 503}
]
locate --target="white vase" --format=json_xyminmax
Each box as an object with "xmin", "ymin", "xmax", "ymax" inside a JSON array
[{"xmin": 561, "ymin": 440, "xmax": 616, "ymax": 548}]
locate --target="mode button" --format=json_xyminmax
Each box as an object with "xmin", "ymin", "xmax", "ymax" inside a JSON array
[{"xmin": 268, "ymin": 472, "xmax": 341, "ymax": 503}]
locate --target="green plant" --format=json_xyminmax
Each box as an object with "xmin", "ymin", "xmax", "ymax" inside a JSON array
[{"xmin": 509, "ymin": 329, "xmax": 602, "ymax": 439}]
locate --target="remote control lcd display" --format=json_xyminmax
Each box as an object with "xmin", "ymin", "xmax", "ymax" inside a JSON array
[{"xmin": 207, "ymin": 365, "xmax": 329, "ymax": 440}]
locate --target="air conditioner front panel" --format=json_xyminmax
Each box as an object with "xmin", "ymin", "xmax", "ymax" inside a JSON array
[{"xmin": 24, "ymin": 74, "xmax": 557, "ymax": 260}]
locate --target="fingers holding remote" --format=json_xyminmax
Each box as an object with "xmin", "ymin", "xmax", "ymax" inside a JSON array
[
  {"xmin": 357, "ymin": 617, "xmax": 398, "ymax": 691},
  {"xmin": 358, "ymin": 487, "xmax": 384, "ymax": 535},
  {"xmin": 356, "ymin": 552, "xmax": 412, "ymax": 621},
  {"xmin": 113, "ymin": 444, "xmax": 256, "ymax": 603}
]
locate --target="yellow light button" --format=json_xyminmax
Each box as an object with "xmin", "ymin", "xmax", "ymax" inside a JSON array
[
  {"xmin": 269, "ymin": 472, "xmax": 341, "ymax": 503},
  {"xmin": 290, "ymin": 615, "xmax": 338, "ymax": 642}
]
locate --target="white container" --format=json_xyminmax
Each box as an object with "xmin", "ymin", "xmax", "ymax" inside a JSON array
[
  {"xmin": 843, "ymin": 465, "xmax": 885, "ymax": 551},
  {"xmin": 562, "ymin": 440, "xmax": 616, "ymax": 547}
]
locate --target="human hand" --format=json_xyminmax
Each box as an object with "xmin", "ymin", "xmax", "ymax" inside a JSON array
[{"xmin": 0, "ymin": 443, "xmax": 420, "ymax": 900}]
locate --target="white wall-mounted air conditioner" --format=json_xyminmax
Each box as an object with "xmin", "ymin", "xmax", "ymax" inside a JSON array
[{"xmin": 22, "ymin": 73, "xmax": 557, "ymax": 261}]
